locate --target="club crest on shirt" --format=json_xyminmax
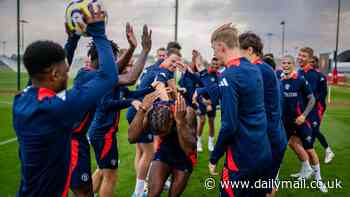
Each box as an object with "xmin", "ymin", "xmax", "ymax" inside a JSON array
[
  {"xmin": 285, "ymin": 84, "xmax": 290, "ymax": 90},
  {"xmin": 305, "ymin": 136, "xmax": 312, "ymax": 143},
  {"xmin": 111, "ymin": 159, "xmax": 117, "ymax": 166},
  {"xmin": 81, "ymin": 173, "xmax": 89, "ymax": 182}
]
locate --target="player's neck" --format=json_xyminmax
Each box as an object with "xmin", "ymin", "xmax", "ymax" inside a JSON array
[
  {"xmin": 224, "ymin": 48, "xmax": 241, "ymax": 65},
  {"xmin": 31, "ymin": 79, "xmax": 57, "ymax": 92},
  {"xmin": 250, "ymin": 55, "xmax": 260, "ymax": 62}
]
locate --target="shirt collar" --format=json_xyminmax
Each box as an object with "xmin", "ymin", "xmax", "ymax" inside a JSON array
[
  {"xmin": 37, "ymin": 87, "xmax": 56, "ymax": 101},
  {"xmin": 282, "ymin": 71, "xmax": 298, "ymax": 80},
  {"xmin": 251, "ymin": 58, "xmax": 263, "ymax": 65},
  {"xmin": 225, "ymin": 57, "xmax": 241, "ymax": 68}
]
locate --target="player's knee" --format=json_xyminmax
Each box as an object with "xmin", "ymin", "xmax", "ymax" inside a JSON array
[
  {"xmin": 169, "ymin": 185, "xmax": 184, "ymax": 197},
  {"xmin": 102, "ymin": 169, "xmax": 117, "ymax": 183},
  {"xmin": 148, "ymin": 184, "xmax": 163, "ymax": 197},
  {"xmin": 72, "ymin": 185, "xmax": 93, "ymax": 197},
  {"xmin": 199, "ymin": 117, "xmax": 206, "ymax": 124}
]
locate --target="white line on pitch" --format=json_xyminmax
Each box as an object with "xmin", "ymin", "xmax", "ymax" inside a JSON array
[
  {"xmin": 0, "ymin": 137, "xmax": 17, "ymax": 146},
  {"xmin": 0, "ymin": 101, "xmax": 12, "ymax": 105}
]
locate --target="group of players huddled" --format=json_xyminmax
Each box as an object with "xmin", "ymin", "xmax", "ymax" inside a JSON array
[{"xmin": 13, "ymin": 7, "xmax": 335, "ymax": 197}]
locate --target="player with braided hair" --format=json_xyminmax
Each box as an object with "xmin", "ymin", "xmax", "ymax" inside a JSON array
[{"xmin": 128, "ymin": 91, "xmax": 197, "ymax": 197}]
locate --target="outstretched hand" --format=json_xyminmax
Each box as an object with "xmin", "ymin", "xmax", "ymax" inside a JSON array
[
  {"xmin": 141, "ymin": 25, "xmax": 152, "ymax": 53},
  {"xmin": 126, "ymin": 22, "xmax": 137, "ymax": 49},
  {"xmin": 141, "ymin": 91, "xmax": 160, "ymax": 111},
  {"xmin": 76, "ymin": 4, "xmax": 106, "ymax": 33},
  {"xmin": 175, "ymin": 94, "xmax": 187, "ymax": 123},
  {"xmin": 192, "ymin": 50, "xmax": 205, "ymax": 72}
]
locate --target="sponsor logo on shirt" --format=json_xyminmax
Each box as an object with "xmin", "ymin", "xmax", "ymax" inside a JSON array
[
  {"xmin": 283, "ymin": 92, "xmax": 298, "ymax": 98},
  {"xmin": 219, "ymin": 78, "xmax": 229, "ymax": 87}
]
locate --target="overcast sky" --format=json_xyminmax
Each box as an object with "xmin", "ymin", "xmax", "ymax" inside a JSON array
[{"xmin": 0, "ymin": 0, "xmax": 349, "ymax": 60}]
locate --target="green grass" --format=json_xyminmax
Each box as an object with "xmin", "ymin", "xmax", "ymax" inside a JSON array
[{"xmin": 0, "ymin": 70, "xmax": 349, "ymax": 196}]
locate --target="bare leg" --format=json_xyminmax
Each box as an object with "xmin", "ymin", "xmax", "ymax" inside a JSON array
[
  {"xmin": 98, "ymin": 169, "xmax": 117, "ymax": 197},
  {"xmin": 168, "ymin": 169, "xmax": 191, "ymax": 197},
  {"xmin": 208, "ymin": 117, "xmax": 215, "ymax": 137},
  {"xmin": 148, "ymin": 161, "xmax": 171, "ymax": 197},
  {"xmin": 196, "ymin": 115, "xmax": 206, "ymax": 137},
  {"xmin": 72, "ymin": 184, "xmax": 93, "ymax": 197},
  {"xmin": 92, "ymin": 169, "xmax": 103, "ymax": 193},
  {"xmin": 289, "ymin": 136, "xmax": 309, "ymax": 161},
  {"xmin": 137, "ymin": 143, "xmax": 154, "ymax": 180},
  {"xmin": 134, "ymin": 144, "xmax": 142, "ymax": 174}
]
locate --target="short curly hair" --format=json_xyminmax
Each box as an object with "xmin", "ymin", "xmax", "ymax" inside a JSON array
[
  {"xmin": 23, "ymin": 40, "xmax": 66, "ymax": 77},
  {"xmin": 87, "ymin": 40, "xmax": 119, "ymax": 62}
]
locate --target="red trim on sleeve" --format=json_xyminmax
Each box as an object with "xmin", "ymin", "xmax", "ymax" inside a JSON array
[
  {"xmin": 222, "ymin": 167, "xmax": 235, "ymax": 197},
  {"xmin": 62, "ymin": 139, "xmax": 79, "ymax": 197},
  {"xmin": 226, "ymin": 148, "xmax": 239, "ymax": 172}
]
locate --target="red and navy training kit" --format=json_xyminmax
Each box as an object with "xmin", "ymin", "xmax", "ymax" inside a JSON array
[
  {"xmin": 280, "ymin": 71, "xmax": 315, "ymax": 149},
  {"xmin": 152, "ymin": 101, "xmax": 197, "ymax": 173},
  {"xmin": 252, "ymin": 59, "xmax": 287, "ymax": 182},
  {"xmin": 89, "ymin": 86, "xmax": 154, "ymax": 169},
  {"xmin": 196, "ymin": 68, "xmax": 219, "ymax": 117},
  {"xmin": 12, "ymin": 21, "xmax": 118, "ymax": 197},
  {"xmin": 69, "ymin": 65, "xmax": 100, "ymax": 189},
  {"xmin": 209, "ymin": 57, "xmax": 272, "ymax": 197},
  {"xmin": 315, "ymin": 69, "xmax": 328, "ymax": 121},
  {"xmin": 126, "ymin": 60, "xmax": 174, "ymax": 144},
  {"xmin": 298, "ymin": 65, "xmax": 325, "ymax": 143},
  {"xmin": 178, "ymin": 70, "xmax": 203, "ymax": 108}
]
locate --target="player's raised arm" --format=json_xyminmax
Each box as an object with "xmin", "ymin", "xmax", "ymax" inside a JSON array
[
  {"xmin": 117, "ymin": 22, "xmax": 137, "ymax": 72},
  {"xmin": 128, "ymin": 91, "xmax": 160, "ymax": 143},
  {"xmin": 118, "ymin": 24, "xmax": 152, "ymax": 85},
  {"xmin": 63, "ymin": 8, "xmax": 118, "ymax": 124},
  {"xmin": 175, "ymin": 95, "xmax": 197, "ymax": 155},
  {"xmin": 64, "ymin": 23, "xmax": 80, "ymax": 69}
]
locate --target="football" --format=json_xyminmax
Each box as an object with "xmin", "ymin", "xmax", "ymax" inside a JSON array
[{"xmin": 65, "ymin": 0, "xmax": 106, "ymax": 36}]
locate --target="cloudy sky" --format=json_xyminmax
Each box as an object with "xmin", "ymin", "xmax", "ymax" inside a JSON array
[{"xmin": 0, "ymin": 0, "xmax": 349, "ymax": 61}]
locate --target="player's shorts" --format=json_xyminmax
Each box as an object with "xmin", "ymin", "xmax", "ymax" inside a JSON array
[
  {"xmin": 197, "ymin": 102, "xmax": 216, "ymax": 117},
  {"xmin": 308, "ymin": 111, "xmax": 321, "ymax": 143},
  {"xmin": 220, "ymin": 167, "xmax": 268, "ymax": 197},
  {"xmin": 127, "ymin": 106, "xmax": 154, "ymax": 143},
  {"xmin": 90, "ymin": 134, "xmax": 118, "ymax": 169},
  {"xmin": 70, "ymin": 137, "xmax": 92, "ymax": 189},
  {"xmin": 153, "ymin": 149, "xmax": 194, "ymax": 173},
  {"xmin": 284, "ymin": 121, "xmax": 314, "ymax": 149}
]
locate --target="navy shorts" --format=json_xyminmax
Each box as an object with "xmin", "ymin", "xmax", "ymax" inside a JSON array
[
  {"xmin": 197, "ymin": 102, "xmax": 216, "ymax": 117},
  {"xmin": 308, "ymin": 112, "xmax": 321, "ymax": 142},
  {"xmin": 90, "ymin": 134, "xmax": 118, "ymax": 169},
  {"xmin": 127, "ymin": 106, "xmax": 154, "ymax": 143},
  {"xmin": 70, "ymin": 137, "xmax": 92, "ymax": 189},
  {"xmin": 153, "ymin": 149, "xmax": 193, "ymax": 173},
  {"xmin": 284, "ymin": 121, "xmax": 314, "ymax": 149}
]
